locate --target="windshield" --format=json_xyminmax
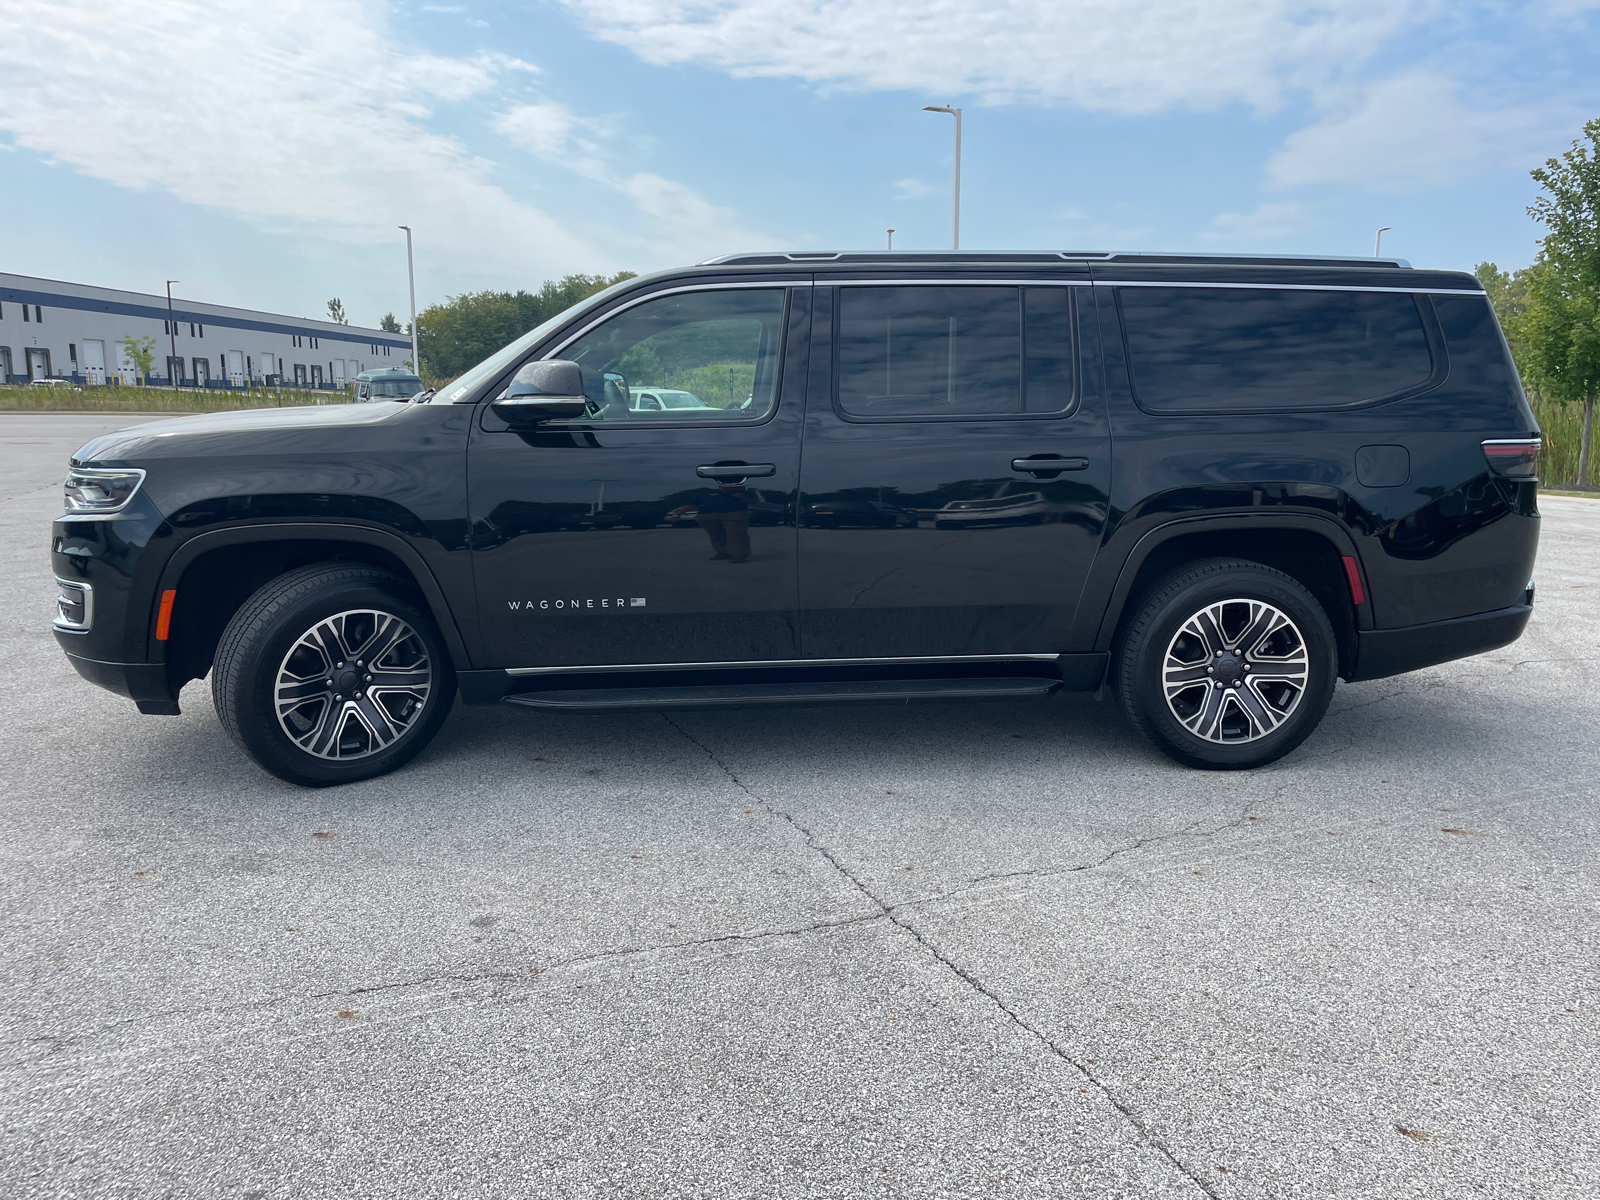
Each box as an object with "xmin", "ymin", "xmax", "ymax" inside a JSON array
[
  {"xmin": 368, "ymin": 379, "xmax": 421, "ymax": 397},
  {"xmin": 431, "ymin": 274, "xmax": 647, "ymax": 403}
]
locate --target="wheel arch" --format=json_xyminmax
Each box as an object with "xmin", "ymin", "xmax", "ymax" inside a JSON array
[
  {"xmin": 1091, "ymin": 515, "xmax": 1367, "ymax": 680},
  {"xmin": 154, "ymin": 523, "xmax": 471, "ymax": 694}
]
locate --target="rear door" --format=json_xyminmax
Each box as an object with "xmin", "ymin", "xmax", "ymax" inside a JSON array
[
  {"xmin": 796, "ymin": 279, "xmax": 1111, "ymax": 658},
  {"xmin": 468, "ymin": 282, "xmax": 811, "ymax": 669}
]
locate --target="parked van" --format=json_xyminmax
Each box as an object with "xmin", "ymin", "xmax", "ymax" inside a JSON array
[{"xmin": 352, "ymin": 368, "xmax": 423, "ymax": 402}]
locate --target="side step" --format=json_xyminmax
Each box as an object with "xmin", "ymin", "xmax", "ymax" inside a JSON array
[{"xmin": 501, "ymin": 676, "xmax": 1061, "ymax": 711}]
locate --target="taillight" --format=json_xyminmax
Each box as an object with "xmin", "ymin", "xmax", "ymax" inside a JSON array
[{"xmin": 1482, "ymin": 439, "xmax": 1540, "ymax": 480}]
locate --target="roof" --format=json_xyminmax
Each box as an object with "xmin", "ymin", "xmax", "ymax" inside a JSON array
[
  {"xmin": 701, "ymin": 250, "xmax": 1414, "ymax": 269},
  {"xmin": 355, "ymin": 367, "xmax": 422, "ymax": 380}
]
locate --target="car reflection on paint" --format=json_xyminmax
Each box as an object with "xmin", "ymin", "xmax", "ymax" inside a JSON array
[
  {"xmin": 933, "ymin": 491, "xmax": 1055, "ymax": 530},
  {"xmin": 805, "ymin": 498, "xmax": 919, "ymax": 529},
  {"xmin": 666, "ymin": 488, "xmax": 787, "ymax": 529}
]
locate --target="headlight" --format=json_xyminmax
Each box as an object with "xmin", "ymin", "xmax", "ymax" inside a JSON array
[{"xmin": 63, "ymin": 466, "xmax": 146, "ymax": 514}]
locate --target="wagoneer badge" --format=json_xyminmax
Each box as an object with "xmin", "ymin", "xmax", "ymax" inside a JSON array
[{"xmin": 507, "ymin": 597, "xmax": 647, "ymax": 610}]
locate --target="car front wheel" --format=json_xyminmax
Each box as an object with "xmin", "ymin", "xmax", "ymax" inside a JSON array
[
  {"xmin": 1115, "ymin": 558, "xmax": 1337, "ymax": 770},
  {"xmin": 211, "ymin": 564, "xmax": 456, "ymax": 786}
]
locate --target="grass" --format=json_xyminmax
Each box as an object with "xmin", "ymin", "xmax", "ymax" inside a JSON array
[
  {"xmin": 1528, "ymin": 392, "xmax": 1594, "ymax": 490},
  {"xmin": 0, "ymin": 383, "xmax": 350, "ymax": 414}
]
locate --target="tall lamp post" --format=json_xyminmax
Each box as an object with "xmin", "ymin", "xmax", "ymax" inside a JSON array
[
  {"xmin": 165, "ymin": 280, "xmax": 179, "ymax": 387},
  {"xmin": 1374, "ymin": 227, "xmax": 1392, "ymax": 258},
  {"xmin": 922, "ymin": 105, "xmax": 962, "ymax": 249},
  {"xmin": 398, "ymin": 225, "xmax": 419, "ymax": 375}
]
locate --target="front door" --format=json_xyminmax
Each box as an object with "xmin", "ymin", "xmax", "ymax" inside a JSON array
[
  {"xmin": 797, "ymin": 282, "xmax": 1111, "ymax": 658},
  {"xmin": 469, "ymin": 283, "xmax": 809, "ymax": 668}
]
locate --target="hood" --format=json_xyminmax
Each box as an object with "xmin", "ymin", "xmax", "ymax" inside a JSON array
[{"xmin": 71, "ymin": 402, "xmax": 410, "ymax": 465}]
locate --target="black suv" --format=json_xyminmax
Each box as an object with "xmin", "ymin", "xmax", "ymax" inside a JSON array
[{"xmin": 52, "ymin": 252, "xmax": 1540, "ymax": 786}]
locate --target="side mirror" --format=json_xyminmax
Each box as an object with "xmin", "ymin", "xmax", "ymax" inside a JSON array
[{"xmin": 492, "ymin": 360, "xmax": 589, "ymax": 423}]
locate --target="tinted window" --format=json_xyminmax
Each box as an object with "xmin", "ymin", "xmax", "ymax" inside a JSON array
[
  {"xmin": 1118, "ymin": 287, "xmax": 1434, "ymax": 413},
  {"xmin": 836, "ymin": 286, "xmax": 1078, "ymax": 418},
  {"xmin": 561, "ymin": 288, "xmax": 785, "ymax": 421}
]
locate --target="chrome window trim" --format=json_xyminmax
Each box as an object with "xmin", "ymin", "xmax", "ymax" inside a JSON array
[
  {"xmin": 506, "ymin": 653, "xmax": 1060, "ymax": 677},
  {"xmin": 53, "ymin": 577, "xmax": 93, "ymax": 633},
  {"xmin": 1099, "ymin": 280, "xmax": 1484, "ymax": 297},
  {"xmin": 831, "ymin": 279, "xmax": 1088, "ymax": 287}
]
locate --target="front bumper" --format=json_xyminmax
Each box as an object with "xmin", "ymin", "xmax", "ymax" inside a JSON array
[
  {"xmin": 1346, "ymin": 589, "xmax": 1534, "ymax": 682},
  {"xmin": 58, "ymin": 644, "xmax": 180, "ymax": 714}
]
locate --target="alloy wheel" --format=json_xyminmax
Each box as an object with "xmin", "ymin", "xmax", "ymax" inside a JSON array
[
  {"xmin": 1161, "ymin": 598, "xmax": 1309, "ymax": 744},
  {"xmin": 274, "ymin": 609, "xmax": 433, "ymax": 760}
]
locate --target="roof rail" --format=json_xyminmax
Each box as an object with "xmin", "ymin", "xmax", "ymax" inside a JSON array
[{"xmin": 700, "ymin": 249, "xmax": 1413, "ymax": 269}]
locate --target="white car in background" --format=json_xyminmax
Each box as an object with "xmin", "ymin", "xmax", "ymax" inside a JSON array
[{"xmin": 629, "ymin": 388, "xmax": 711, "ymax": 414}]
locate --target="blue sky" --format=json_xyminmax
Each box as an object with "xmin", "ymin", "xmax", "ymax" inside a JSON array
[{"xmin": 1, "ymin": 1, "xmax": 1596, "ymax": 329}]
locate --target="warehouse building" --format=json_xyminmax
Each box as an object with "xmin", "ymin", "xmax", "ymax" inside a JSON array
[{"xmin": 0, "ymin": 272, "xmax": 411, "ymax": 388}]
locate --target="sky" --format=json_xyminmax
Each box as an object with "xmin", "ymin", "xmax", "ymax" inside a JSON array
[{"xmin": 1, "ymin": 1, "xmax": 1596, "ymax": 329}]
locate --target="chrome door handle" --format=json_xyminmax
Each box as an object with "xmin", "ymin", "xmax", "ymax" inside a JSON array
[
  {"xmin": 1012, "ymin": 456, "xmax": 1088, "ymax": 475},
  {"xmin": 697, "ymin": 463, "xmax": 776, "ymax": 478}
]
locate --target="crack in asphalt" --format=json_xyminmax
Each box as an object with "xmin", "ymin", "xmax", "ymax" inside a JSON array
[
  {"xmin": 0, "ymin": 912, "xmax": 894, "ymax": 1053},
  {"xmin": 659, "ymin": 710, "xmax": 1221, "ymax": 1199}
]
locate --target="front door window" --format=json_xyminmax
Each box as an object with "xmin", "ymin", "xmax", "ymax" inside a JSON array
[{"xmin": 555, "ymin": 289, "xmax": 785, "ymax": 423}]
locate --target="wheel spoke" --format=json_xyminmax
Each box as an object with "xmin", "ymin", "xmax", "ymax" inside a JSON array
[{"xmin": 1234, "ymin": 604, "xmax": 1283, "ymax": 657}]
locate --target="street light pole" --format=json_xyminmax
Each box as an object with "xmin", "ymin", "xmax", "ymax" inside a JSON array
[
  {"xmin": 922, "ymin": 106, "xmax": 962, "ymax": 249},
  {"xmin": 165, "ymin": 280, "xmax": 179, "ymax": 387},
  {"xmin": 398, "ymin": 225, "xmax": 418, "ymax": 375},
  {"xmin": 1374, "ymin": 227, "xmax": 1392, "ymax": 258},
  {"xmin": 887, "ymin": 229, "xmax": 895, "ymax": 250}
]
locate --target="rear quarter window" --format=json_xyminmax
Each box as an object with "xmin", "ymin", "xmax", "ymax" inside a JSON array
[{"xmin": 1117, "ymin": 286, "xmax": 1436, "ymax": 413}]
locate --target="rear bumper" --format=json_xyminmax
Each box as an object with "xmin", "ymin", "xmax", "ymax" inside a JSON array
[
  {"xmin": 59, "ymin": 644, "xmax": 180, "ymax": 714},
  {"xmin": 1347, "ymin": 594, "xmax": 1533, "ymax": 682}
]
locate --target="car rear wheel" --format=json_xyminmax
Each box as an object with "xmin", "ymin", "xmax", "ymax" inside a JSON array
[
  {"xmin": 211, "ymin": 564, "xmax": 456, "ymax": 787},
  {"xmin": 1115, "ymin": 558, "xmax": 1337, "ymax": 770}
]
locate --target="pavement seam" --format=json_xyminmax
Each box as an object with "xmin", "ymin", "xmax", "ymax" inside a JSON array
[{"xmin": 660, "ymin": 710, "xmax": 1222, "ymax": 1199}]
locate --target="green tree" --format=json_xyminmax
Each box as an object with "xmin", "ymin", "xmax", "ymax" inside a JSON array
[
  {"xmin": 120, "ymin": 334, "xmax": 156, "ymax": 387},
  {"xmin": 327, "ymin": 297, "xmax": 348, "ymax": 324},
  {"xmin": 1522, "ymin": 118, "xmax": 1600, "ymax": 486},
  {"xmin": 379, "ymin": 312, "xmax": 401, "ymax": 332},
  {"xmin": 415, "ymin": 271, "xmax": 635, "ymax": 379}
]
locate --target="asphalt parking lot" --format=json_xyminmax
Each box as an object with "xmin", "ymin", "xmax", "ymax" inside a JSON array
[{"xmin": 2, "ymin": 413, "xmax": 1596, "ymax": 1199}]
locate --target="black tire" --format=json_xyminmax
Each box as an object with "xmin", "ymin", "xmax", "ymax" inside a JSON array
[
  {"xmin": 211, "ymin": 563, "xmax": 457, "ymax": 787},
  {"xmin": 1114, "ymin": 558, "xmax": 1337, "ymax": 770}
]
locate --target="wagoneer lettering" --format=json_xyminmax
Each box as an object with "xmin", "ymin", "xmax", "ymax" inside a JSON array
[{"xmin": 51, "ymin": 250, "xmax": 1539, "ymax": 786}]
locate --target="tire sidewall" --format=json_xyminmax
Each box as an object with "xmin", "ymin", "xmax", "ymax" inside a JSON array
[
  {"xmin": 1124, "ymin": 568, "xmax": 1337, "ymax": 769},
  {"xmin": 227, "ymin": 580, "xmax": 455, "ymax": 786}
]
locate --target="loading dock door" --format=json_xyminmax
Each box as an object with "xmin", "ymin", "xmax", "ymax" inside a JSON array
[
  {"xmin": 0, "ymin": 348, "xmax": 11, "ymax": 384},
  {"xmin": 81, "ymin": 339, "xmax": 106, "ymax": 384},
  {"xmin": 226, "ymin": 350, "xmax": 245, "ymax": 386},
  {"xmin": 27, "ymin": 348, "xmax": 50, "ymax": 380}
]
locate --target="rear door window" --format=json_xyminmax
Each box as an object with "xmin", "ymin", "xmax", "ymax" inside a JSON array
[
  {"xmin": 1116, "ymin": 287, "xmax": 1435, "ymax": 413},
  {"xmin": 835, "ymin": 285, "xmax": 1077, "ymax": 418}
]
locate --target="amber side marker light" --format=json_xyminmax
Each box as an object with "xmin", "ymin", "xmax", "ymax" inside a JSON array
[{"xmin": 155, "ymin": 590, "xmax": 177, "ymax": 641}]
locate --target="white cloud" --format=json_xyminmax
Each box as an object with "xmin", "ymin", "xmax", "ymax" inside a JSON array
[
  {"xmin": 1265, "ymin": 72, "xmax": 1580, "ymax": 192},
  {"xmin": 0, "ymin": 0, "xmax": 602, "ymax": 281},
  {"xmin": 556, "ymin": 0, "xmax": 1428, "ymax": 113},
  {"xmin": 1199, "ymin": 201, "xmax": 1314, "ymax": 243},
  {"xmin": 495, "ymin": 104, "xmax": 779, "ymax": 260},
  {"xmin": 893, "ymin": 178, "xmax": 937, "ymax": 199}
]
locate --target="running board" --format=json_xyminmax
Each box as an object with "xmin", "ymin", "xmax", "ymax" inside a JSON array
[{"xmin": 501, "ymin": 676, "xmax": 1061, "ymax": 711}]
